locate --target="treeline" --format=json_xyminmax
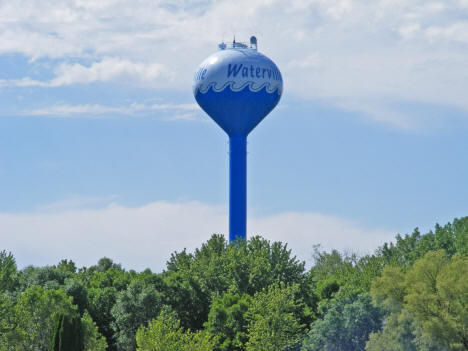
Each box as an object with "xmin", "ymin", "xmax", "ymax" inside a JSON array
[{"xmin": 1, "ymin": 217, "xmax": 468, "ymax": 351}]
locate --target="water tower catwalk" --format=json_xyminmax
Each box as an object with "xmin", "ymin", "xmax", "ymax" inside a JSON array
[{"xmin": 193, "ymin": 37, "xmax": 283, "ymax": 242}]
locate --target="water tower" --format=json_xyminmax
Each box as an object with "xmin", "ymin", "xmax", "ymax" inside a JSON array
[{"xmin": 193, "ymin": 37, "xmax": 283, "ymax": 242}]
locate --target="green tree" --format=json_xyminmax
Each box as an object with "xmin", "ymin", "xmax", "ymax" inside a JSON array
[
  {"xmin": 370, "ymin": 266, "xmax": 406, "ymax": 310},
  {"xmin": 309, "ymin": 247, "xmax": 385, "ymax": 299},
  {"xmin": 405, "ymin": 251, "xmax": 468, "ymax": 350},
  {"xmin": 81, "ymin": 258, "xmax": 133, "ymax": 292},
  {"xmin": 377, "ymin": 217, "xmax": 468, "ymax": 268},
  {"xmin": 370, "ymin": 251, "xmax": 468, "ymax": 351},
  {"xmin": 0, "ymin": 293, "xmax": 17, "ymax": 349},
  {"xmin": 206, "ymin": 293, "xmax": 252, "ymax": 351},
  {"xmin": 162, "ymin": 271, "xmax": 208, "ymax": 330},
  {"xmin": 64, "ymin": 278, "xmax": 88, "ymax": 315},
  {"xmin": 136, "ymin": 309, "xmax": 214, "ymax": 351},
  {"xmin": 87, "ymin": 287, "xmax": 117, "ymax": 350},
  {"xmin": 10, "ymin": 286, "xmax": 77, "ymax": 351},
  {"xmin": 246, "ymin": 284, "xmax": 304, "ymax": 351},
  {"xmin": 50, "ymin": 314, "xmax": 84, "ymax": 351},
  {"xmin": 365, "ymin": 309, "xmax": 442, "ymax": 351},
  {"xmin": 111, "ymin": 280, "xmax": 163, "ymax": 351},
  {"xmin": 81, "ymin": 311, "xmax": 108, "ymax": 351},
  {"xmin": 0, "ymin": 251, "xmax": 18, "ymax": 293},
  {"xmin": 165, "ymin": 235, "xmax": 311, "ymax": 331},
  {"xmin": 301, "ymin": 293, "xmax": 383, "ymax": 351}
]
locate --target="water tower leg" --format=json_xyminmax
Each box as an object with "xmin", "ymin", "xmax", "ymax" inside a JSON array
[{"xmin": 229, "ymin": 134, "xmax": 247, "ymax": 242}]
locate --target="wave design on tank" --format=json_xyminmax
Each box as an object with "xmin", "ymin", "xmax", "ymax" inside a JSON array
[
  {"xmin": 194, "ymin": 80, "xmax": 282, "ymax": 95},
  {"xmin": 194, "ymin": 84, "xmax": 281, "ymax": 135}
]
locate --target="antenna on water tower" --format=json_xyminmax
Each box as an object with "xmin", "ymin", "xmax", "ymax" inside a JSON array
[
  {"xmin": 250, "ymin": 36, "xmax": 257, "ymax": 50},
  {"xmin": 193, "ymin": 36, "xmax": 283, "ymax": 242}
]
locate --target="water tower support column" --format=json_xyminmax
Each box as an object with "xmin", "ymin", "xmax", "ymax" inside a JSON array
[{"xmin": 229, "ymin": 134, "xmax": 247, "ymax": 242}]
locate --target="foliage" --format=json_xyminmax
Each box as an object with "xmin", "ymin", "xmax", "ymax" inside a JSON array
[
  {"xmin": 64, "ymin": 278, "xmax": 88, "ymax": 315},
  {"xmin": 165, "ymin": 235, "xmax": 312, "ymax": 330},
  {"xmin": 2, "ymin": 286, "xmax": 78, "ymax": 351},
  {"xmin": 136, "ymin": 308, "xmax": 214, "ymax": 351},
  {"xmin": 0, "ymin": 293, "xmax": 16, "ymax": 349},
  {"xmin": 246, "ymin": 284, "xmax": 304, "ymax": 351},
  {"xmin": 161, "ymin": 270, "xmax": 208, "ymax": 330},
  {"xmin": 206, "ymin": 293, "xmax": 252, "ymax": 351},
  {"xmin": 406, "ymin": 251, "xmax": 468, "ymax": 350},
  {"xmin": 310, "ymin": 247, "xmax": 385, "ymax": 301},
  {"xmin": 377, "ymin": 217, "xmax": 468, "ymax": 267},
  {"xmin": 301, "ymin": 293, "xmax": 383, "ymax": 351},
  {"xmin": 365, "ymin": 309, "xmax": 441, "ymax": 351},
  {"xmin": 1, "ymin": 217, "xmax": 468, "ymax": 351},
  {"xmin": 0, "ymin": 251, "xmax": 17, "ymax": 293},
  {"xmin": 111, "ymin": 280, "xmax": 163, "ymax": 351},
  {"xmin": 81, "ymin": 311, "xmax": 108, "ymax": 351},
  {"xmin": 50, "ymin": 314, "xmax": 84, "ymax": 351},
  {"xmin": 369, "ymin": 250, "xmax": 468, "ymax": 351},
  {"xmin": 87, "ymin": 287, "xmax": 117, "ymax": 350}
]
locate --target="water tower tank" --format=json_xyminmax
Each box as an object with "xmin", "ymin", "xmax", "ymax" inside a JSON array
[{"xmin": 193, "ymin": 37, "xmax": 283, "ymax": 242}]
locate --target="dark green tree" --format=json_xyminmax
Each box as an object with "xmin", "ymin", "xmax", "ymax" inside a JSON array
[
  {"xmin": 162, "ymin": 271, "xmax": 209, "ymax": 330},
  {"xmin": 164, "ymin": 235, "xmax": 312, "ymax": 331},
  {"xmin": 87, "ymin": 287, "xmax": 118, "ymax": 350},
  {"xmin": 111, "ymin": 280, "xmax": 163, "ymax": 351},
  {"xmin": 51, "ymin": 314, "xmax": 63, "ymax": 351},
  {"xmin": 206, "ymin": 293, "xmax": 252, "ymax": 351},
  {"xmin": 64, "ymin": 278, "xmax": 88, "ymax": 315},
  {"xmin": 50, "ymin": 314, "xmax": 84, "ymax": 351},
  {"xmin": 302, "ymin": 293, "xmax": 383, "ymax": 351},
  {"xmin": 0, "ymin": 251, "xmax": 18, "ymax": 293}
]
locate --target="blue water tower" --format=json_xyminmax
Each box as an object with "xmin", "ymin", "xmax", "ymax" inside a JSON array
[{"xmin": 193, "ymin": 37, "xmax": 283, "ymax": 242}]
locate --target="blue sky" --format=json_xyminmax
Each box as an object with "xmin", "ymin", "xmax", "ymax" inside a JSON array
[{"xmin": 1, "ymin": 0, "xmax": 468, "ymax": 271}]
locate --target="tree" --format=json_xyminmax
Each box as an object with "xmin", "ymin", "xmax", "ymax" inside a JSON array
[
  {"xmin": 17, "ymin": 264, "xmax": 74, "ymax": 292},
  {"xmin": 365, "ymin": 309, "xmax": 442, "ymax": 351},
  {"xmin": 50, "ymin": 312, "xmax": 107, "ymax": 351},
  {"xmin": 376, "ymin": 217, "xmax": 468, "ymax": 268},
  {"xmin": 370, "ymin": 250, "xmax": 468, "ymax": 351},
  {"xmin": 0, "ymin": 251, "xmax": 17, "ymax": 293},
  {"xmin": 206, "ymin": 293, "xmax": 252, "ymax": 351},
  {"xmin": 111, "ymin": 280, "xmax": 163, "ymax": 351},
  {"xmin": 87, "ymin": 287, "xmax": 118, "ymax": 350},
  {"xmin": 81, "ymin": 311, "xmax": 108, "ymax": 351},
  {"xmin": 136, "ymin": 308, "xmax": 214, "ymax": 351},
  {"xmin": 64, "ymin": 278, "xmax": 88, "ymax": 315},
  {"xmin": 309, "ymin": 246, "xmax": 385, "ymax": 299},
  {"xmin": 50, "ymin": 314, "xmax": 84, "ymax": 351},
  {"xmin": 0, "ymin": 293, "xmax": 17, "ymax": 348},
  {"xmin": 10, "ymin": 286, "xmax": 78, "ymax": 351},
  {"xmin": 164, "ymin": 235, "xmax": 311, "ymax": 331},
  {"xmin": 405, "ymin": 251, "xmax": 468, "ymax": 350},
  {"xmin": 301, "ymin": 293, "xmax": 383, "ymax": 351},
  {"xmin": 246, "ymin": 284, "xmax": 304, "ymax": 351},
  {"xmin": 162, "ymin": 271, "xmax": 209, "ymax": 330}
]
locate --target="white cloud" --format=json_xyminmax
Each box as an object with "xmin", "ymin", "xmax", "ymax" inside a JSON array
[
  {"xmin": 22, "ymin": 104, "xmax": 138, "ymax": 117},
  {"xmin": 0, "ymin": 200, "xmax": 397, "ymax": 272},
  {"xmin": 36, "ymin": 195, "xmax": 120, "ymax": 212},
  {"xmin": 425, "ymin": 22, "xmax": 468, "ymax": 44},
  {"xmin": 160, "ymin": 113, "xmax": 201, "ymax": 122},
  {"xmin": 49, "ymin": 58, "xmax": 171, "ymax": 86},
  {"xmin": 249, "ymin": 211, "xmax": 395, "ymax": 264},
  {"xmin": 0, "ymin": 58, "xmax": 172, "ymax": 88},
  {"xmin": 2, "ymin": 0, "xmax": 468, "ymax": 126},
  {"xmin": 21, "ymin": 102, "xmax": 200, "ymax": 119}
]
